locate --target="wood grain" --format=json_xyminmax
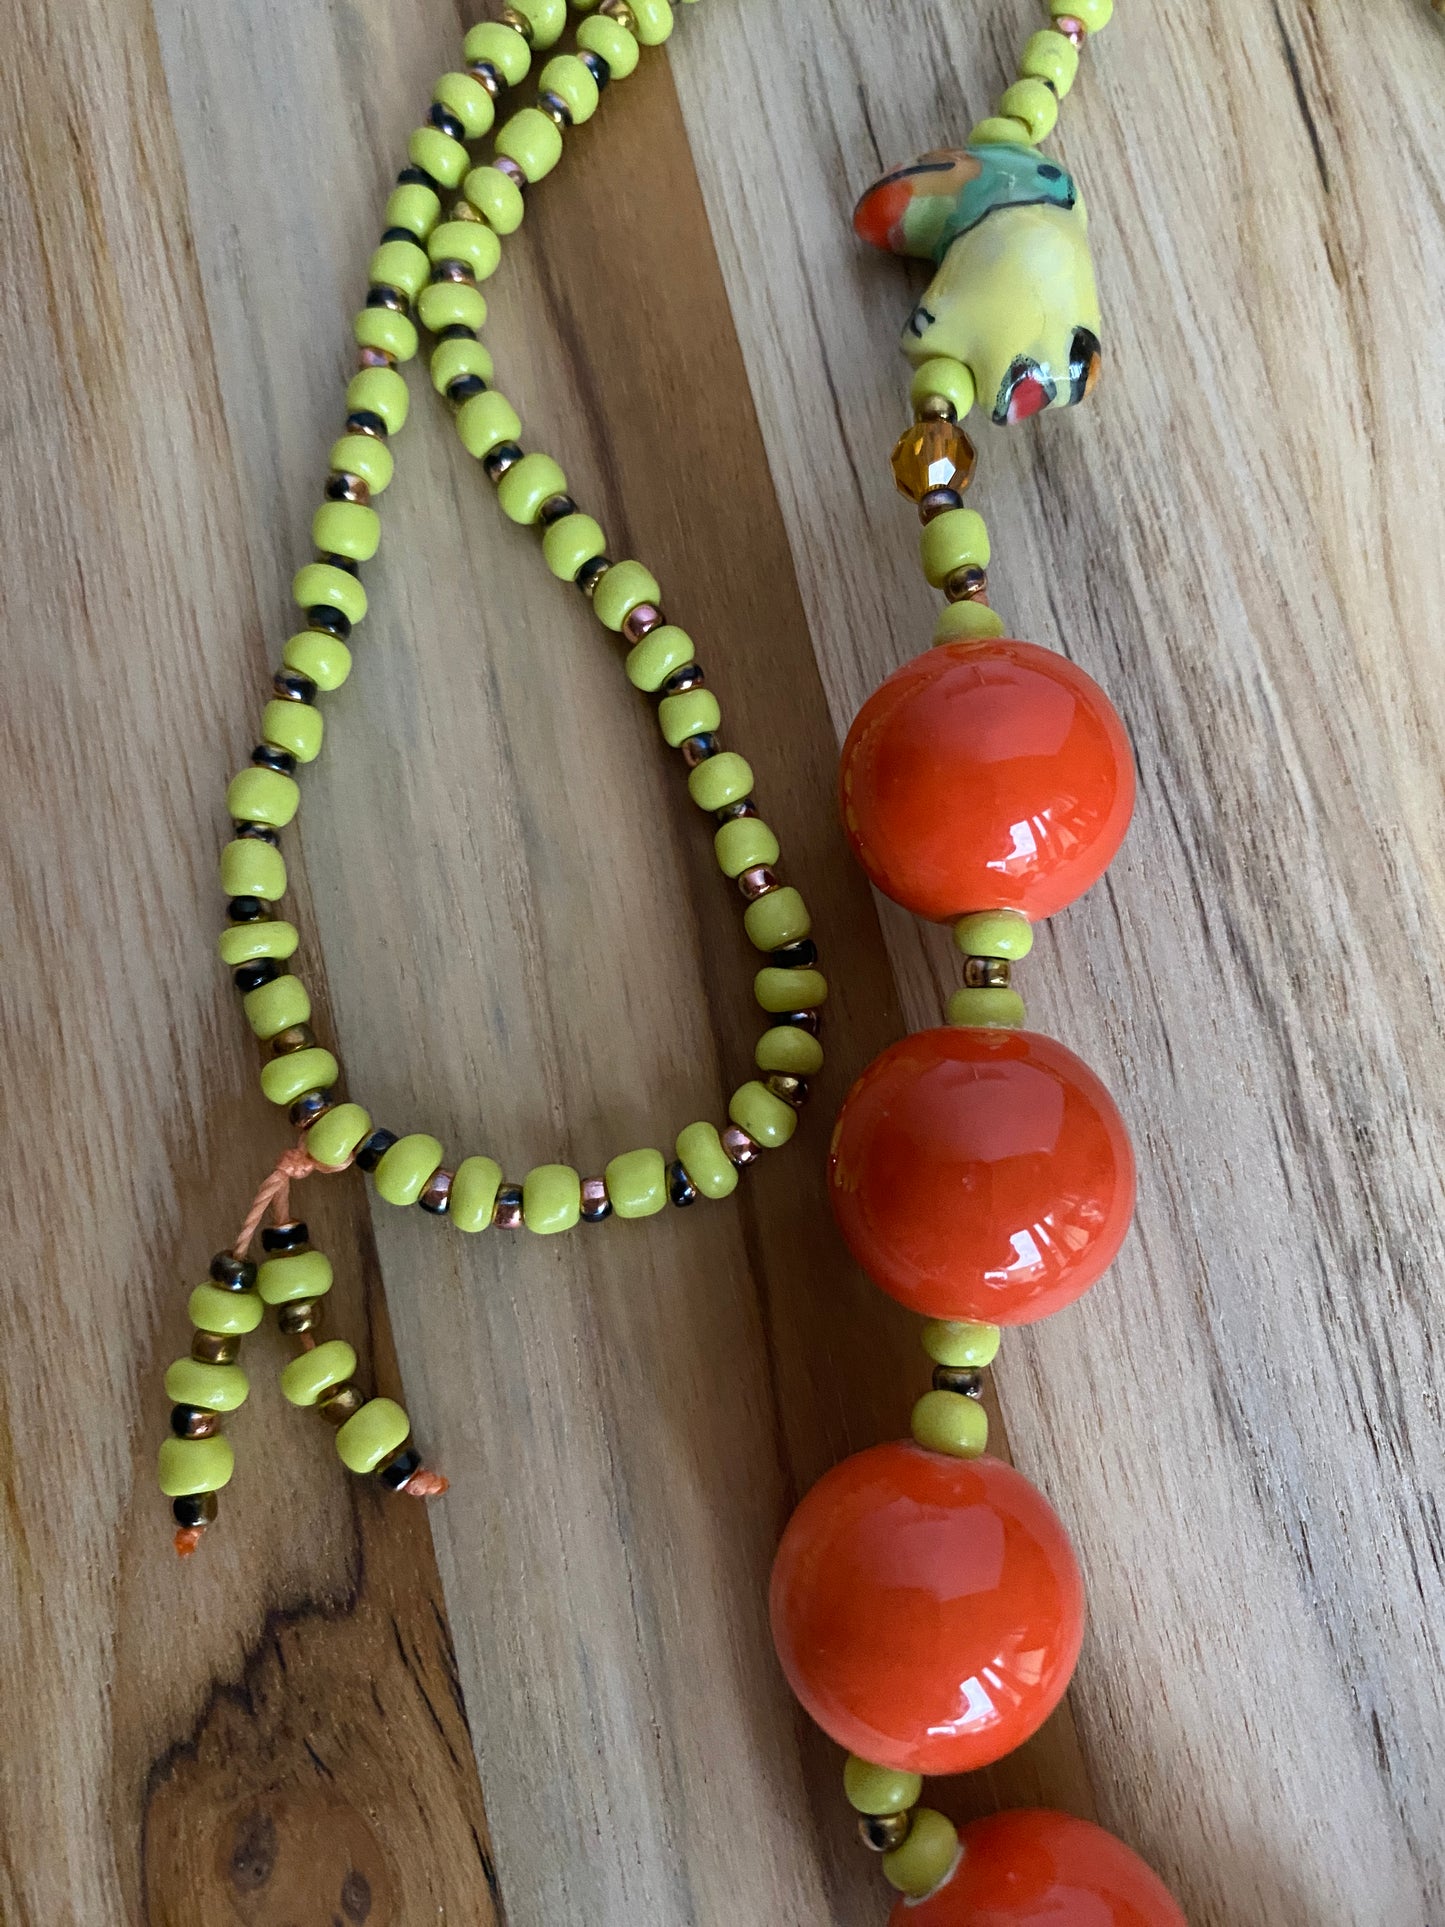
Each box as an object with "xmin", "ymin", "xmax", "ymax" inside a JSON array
[{"xmin": 1, "ymin": 0, "xmax": 1443, "ymax": 1923}]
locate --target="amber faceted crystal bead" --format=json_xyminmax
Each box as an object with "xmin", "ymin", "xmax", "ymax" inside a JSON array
[
  {"xmin": 888, "ymin": 1809, "xmax": 1187, "ymax": 1926},
  {"xmin": 890, "ymin": 418, "xmax": 976, "ymax": 501},
  {"xmin": 769, "ymin": 1443, "xmax": 1084, "ymax": 1775}
]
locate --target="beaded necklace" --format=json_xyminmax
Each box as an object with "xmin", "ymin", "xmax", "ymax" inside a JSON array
[{"xmin": 158, "ymin": 0, "xmax": 1188, "ymax": 1916}]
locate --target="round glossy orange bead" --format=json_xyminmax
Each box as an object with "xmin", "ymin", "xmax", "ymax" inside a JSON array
[
  {"xmin": 889, "ymin": 1809, "xmax": 1187, "ymax": 1927},
  {"xmin": 829, "ymin": 1027, "xmax": 1135, "ymax": 1324},
  {"xmin": 769, "ymin": 1444, "xmax": 1084, "ymax": 1776},
  {"xmin": 839, "ymin": 639, "xmax": 1135, "ymax": 922}
]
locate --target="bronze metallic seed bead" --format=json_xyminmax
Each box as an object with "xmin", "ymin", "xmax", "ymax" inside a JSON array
[
  {"xmin": 859, "ymin": 1813, "xmax": 912, "ymax": 1854},
  {"xmin": 358, "ymin": 345, "xmax": 394, "ymax": 370},
  {"xmin": 289, "ymin": 1090, "xmax": 336, "ymax": 1130},
  {"xmin": 251, "ymin": 744, "xmax": 297, "ymax": 778},
  {"xmin": 346, "ymin": 412, "xmax": 386, "ymax": 439},
  {"xmin": 449, "ymin": 197, "xmax": 485, "ymax": 224},
  {"xmin": 235, "ymin": 821, "xmax": 280, "ymax": 845},
  {"xmin": 963, "ymin": 956, "xmax": 1012, "ymax": 989},
  {"xmin": 771, "ymin": 938, "xmax": 818, "ymax": 969},
  {"xmin": 466, "ymin": 60, "xmax": 503, "ymax": 98},
  {"xmin": 261, "ymin": 1220, "xmax": 309, "ymax": 1253},
  {"xmin": 737, "ymin": 865, "xmax": 778, "ymax": 901},
  {"xmin": 271, "ymin": 1023, "xmax": 318, "ymax": 1056},
  {"xmin": 538, "ymin": 493, "xmax": 578, "ymax": 526},
  {"xmin": 434, "ymin": 259, "xmax": 475, "ymax": 285},
  {"xmin": 537, "ymin": 92, "xmax": 571, "ymax": 130},
  {"xmin": 680, "ymin": 732, "xmax": 720, "ymax": 768},
  {"xmin": 306, "ymin": 603, "xmax": 353, "ymax": 640},
  {"xmin": 492, "ymin": 154, "xmax": 528, "ymax": 191},
  {"xmin": 600, "ymin": 0, "xmax": 637, "ymax": 27},
  {"xmin": 277, "ymin": 1299, "xmax": 323, "ymax": 1336},
  {"xmin": 275, "ymin": 669, "xmax": 317, "ymax": 704},
  {"xmin": 576, "ymin": 555, "xmax": 611, "ymax": 596},
  {"xmin": 622, "ymin": 602, "xmax": 664, "ymax": 643},
  {"xmin": 660, "ymin": 663, "xmax": 705, "ymax": 696},
  {"xmin": 365, "ymin": 285, "xmax": 406, "ymax": 313},
  {"xmin": 429, "ymin": 102, "xmax": 467, "ymax": 140},
  {"xmin": 716, "ymin": 798, "xmax": 759, "ymax": 824},
  {"xmin": 419, "ymin": 1169, "xmax": 453, "ymax": 1215},
  {"xmin": 499, "ymin": 4, "xmax": 534, "ymax": 39},
  {"xmin": 766, "ymin": 1072, "xmax": 809, "ymax": 1107},
  {"xmin": 192, "ymin": 1330, "xmax": 241, "ymax": 1365},
  {"xmin": 170, "ymin": 1403, "xmax": 221, "ymax": 1440},
  {"xmin": 945, "ymin": 564, "xmax": 989, "ymax": 603},
  {"xmin": 326, "ymin": 471, "xmax": 371, "ymax": 505},
  {"xmin": 917, "ymin": 392, "xmax": 957, "ymax": 422},
  {"xmin": 173, "ymin": 1490, "xmax": 219, "ymax": 1529},
  {"xmin": 210, "ymin": 1251, "xmax": 256, "ymax": 1290},
  {"xmin": 919, "ymin": 487, "xmax": 964, "ymax": 522},
  {"xmin": 492, "ymin": 1185, "xmax": 524, "ymax": 1229},
  {"xmin": 580, "ymin": 1177, "xmax": 612, "ymax": 1223},
  {"xmin": 1056, "ymin": 14, "xmax": 1087, "ymax": 45},
  {"xmin": 721, "ymin": 1124, "xmax": 761, "ymax": 1168},
  {"xmin": 318, "ymin": 1382, "xmax": 366, "ymax": 1425},
  {"xmin": 484, "ymin": 443, "xmax": 524, "ymax": 482},
  {"xmin": 933, "ymin": 1364, "xmax": 985, "ymax": 1398}
]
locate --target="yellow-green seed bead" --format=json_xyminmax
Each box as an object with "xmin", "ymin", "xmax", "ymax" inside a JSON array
[
  {"xmin": 688, "ymin": 751, "xmax": 753, "ymax": 813},
  {"xmin": 417, "ymin": 280, "xmax": 488, "ymax": 335},
  {"xmin": 674, "ymin": 1122, "xmax": 738, "ymax": 1200},
  {"xmin": 408, "ymin": 125, "xmax": 469, "ymax": 189},
  {"xmin": 946, "ymin": 985, "xmax": 1026, "ymax": 1028},
  {"xmin": 920, "ymin": 507, "xmax": 990, "ymax": 588},
  {"xmin": 1019, "ymin": 28, "xmax": 1080, "ymax": 95},
  {"xmin": 242, "ymin": 974, "xmax": 311, "ymax": 1039},
  {"xmin": 497, "ymin": 452, "xmax": 568, "ymax": 525},
  {"xmin": 463, "ymin": 163, "xmax": 526, "ymax": 235},
  {"xmin": 755, "ymin": 1025, "xmax": 823, "ymax": 1077},
  {"xmin": 539, "ymin": 53, "xmax": 599, "ymax": 122},
  {"xmin": 383, "ymin": 181, "xmax": 441, "ymax": 240},
  {"xmin": 755, "ymin": 966, "xmax": 827, "ymax": 1013},
  {"xmin": 374, "ymin": 1133, "xmax": 444, "ymax": 1207},
  {"xmin": 604, "ymin": 1147, "xmax": 667, "ymax": 1219},
  {"xmin": 261, "ymin": 697, "xmax": 324, "ymax": 763},
  {"xmin": 257, "ymin": 1248, "xmax": 334, "ymax": 1306},
  {"xmin": 514, "ymin": 0, "xmax": 568, "ymax": 46},
  {"xmin": 457, "ymin": 390, "xmax": 522, "ymax": 459},
  {"xmin": 294, "ymin": 561, "xmax": 367, "ymax": 625},
  {"xmin": 218, "ymin": 919, "xmax": 299, "ymax": 966},
  {"xmin": 188, "ymin": 1282, "xmax": 264, "ymax": 1336},
  {"xmin": 496, "ymin": 107, "xmax": 564, "ymax": 184},
  {"xmin": 629, "ymin": 0, "xmax": 674, "ymax": 43},
  {"xmin": 625, "ymin": 624, "xmax": 694, "ymax": 691},
  {"xmin": 434, "ymin": 71, "xmax": 497, "ymax": 139},
  {"xmin": 352, "ymin": 305, "xmax": 419, "ymax": 362},
  {"xmin": 368, "ymin": 239, "xmax": 430, "ymax": 301},
  {"xmin": 728, "ymin": 1080, "xmax": 797, "ymax": 1149},
  {"xmin": 543, "ymin": 513, "xmax": 606, "ymax": 581},
  {"xmin": 522, "ymin": 1163, "xmax": 581, "ymax": 1234},
  {"xmin": 1052, "ymin": 0, "xmax": 1111, "ymax": 28},
  {"xmin": 952, "ymin": 910, "xmax": 1033, "ymax": 960},
  {"xmin": 430, "ymin": 337, "xmax": 495, "ymax": 397},
  {"xmin": 336, "ymin": 1396, "xmax": 411, "ymax": 1475},
  {"xmin": 427, "ymin": 220, "xmax": 501, "ymax": 281},
  {"xmin": 345, "ymin": 367, "xmax": 409, "ymax": 435},
  {"xmin": 226, "ymin": 766, "xmax": 299, "ymax": 830},
  {"xmin": 715, "ymin": 816, "xmax": 779, "ymax": 878},
  {"xmin": 165, "ymin": 1356, "xmax": 251, "ymax": 1413},
  {"xmin": 259, "ymin": 1046, "xmax": 338, "ymax": 1108},
  {"xmin": 970, "ymin": 116, "xmax": 1033, "ymax": 148},
  {"xmin": 658, "ymin": 687, "xmax": 720, "ymax": 747},
  {"xmin": 307, "ymin": 1102, "xmax": 372, "ymax": 1169},
  {"xmin": 933, "ymin": 600, "xmax": 1006, "ymax": 643},
  {"xmin": 911, "ymin": 1388, "xmax": 989, "ymax": 1458},
  {"xmin": 742, "ymin": 886, "xmax": 811, "ymax": 952},
  {"xmin": 220, "ymin": 836, "xmax": 287, "ymax": 901},
  {"xmin": 593, "ymin": 560, "xmax": 661, "ymax": 632},
  {"xmin": 883, "ymin": 1810, "xmax": 960, "ymax": 1899},
  {"xmin": 312, "ymin": 500, "xmax": 379, "ymax": 565},
  {"xmin": 577, "ymin": 15, "xmax": 640, "ymax": 76},
  {"xmin": 998, "ymin": 78, "xmax": 1059, "ymax": 143},
  {"xmin": 910, "ymin": 356, "xmax": 976, "ymax": 420},
  {"xmin": 922, "ymin": 1319, "xmax": 1002, "ymax": 1369},
  {"xmin": 451, "ymin": 1155, "xmax": 503, "ymax": 1231},
  {"xmin": 283, "ymin": 631, "xmax": 352, "ymax": 691},
  {"xmin": 328, "ymin": 433, "xmax": 394, "ymax": 495},
  {"xmin": 843, "ymin": 1757, "xmax": 924, "ymax": 1817},
  {"xmin": 463, "ymin": 21, "xmax": 532, "ymax": 84},
  {"xmin": 158, "ymin": 1434, "xmax": 234, "ymax": 1498},
  {"xmin": 280, "ymin": 1339, "xmax": 358, "ymax": 1408}
]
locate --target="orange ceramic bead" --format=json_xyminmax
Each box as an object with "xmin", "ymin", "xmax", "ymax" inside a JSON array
[
  {"xmin": 828, "ymin": 1026, "xmax": 1134, "ymax": 1324},
  {"xmin": 889, "ymin": 1809, "xmax": 1187, "ymax": 1927},
  {"xmin": 769, "ymin": 1444, "xmax": 1083, "ymax": 1775},
  {"xmin": 839, "ymin": 639, "xmax": 1135, "ymax": 922}
]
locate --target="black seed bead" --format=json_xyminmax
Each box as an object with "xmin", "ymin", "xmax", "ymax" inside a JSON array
[
  {"xmin": 345, "ymin": 409, "xmax": 388, "ymax": 438},
  {"xmin": 305, "ymin": 604, "xmax": 352, "ymax": 640},
  {"xmin": 366, "ymin": 285, "xmax": 406, "ymax": 311},
  {"xmin": 660, "ymin": 663, "xmax": 705, "ymax": 696},
  {"xmin": 933, "ymin": 1364, "xmax": 985, "ymax": 1398},
  {"xmin": 771, "ymin": 938, "xmax": 818, "ymax": 969},
  {"xmin": 538, "ymin": 90, "xmax": 572, "ymax": 126},
  {"xmin": 775, "ymin": 1009, "xmax": 821, "ymax": 1036},
  {"xmin": 227, "ymin": 895, "xmax": 265, "ymax": 924},
  {"xmin": 233, "ymin": 958, "xmax": 281, "ymax": 993},
  {"xmin": 376, "ymin": 1445, "xmax": 422, "ymax": 1491},
  {"xmin": 575, "ymin": 555, "xmax": 611, "ymax": 594},
  {"xmin": 538, "ymin": 493, "xmax": 577, "ymax": 526},
  {"xmin": 579, "ymin": 48, "xmax": 610, "ymax": 87},
  {"xmin": 289, "ymin": 1090, "xmax": 334, "ymax": 1128},
  {"xmin": 714, "ymin": 799, "xmax": 759, "ymax": 823},
  {"xmin": 380, "ymin": 224, "xmax": 417, "ymax": 245},
  {"xmin": 233, "ymin": 821, "xmax": 279, "ymax": 846},
  {"xmin": 355, "ymin": 1128, "xmax": 398, "ymax": 1172},
  {"xmin": 274, "ymin": 668, "xmax": 318, "ymax": 703},
  {"xmin": 396, "ymin": 164, "xmax": 434, "ymax": 188},
  {"xmin": 446, "ymin": 375, "xmax": 488, "ymax": 406},
  {"xmin": 210, "ymin": 1251, "xmax": 257, "ymax": 1290},
  {"xmin": 482, "ymin": 441, "xmax": 524, "ymax": 481},
  {"xmin": 469, "ymin": 59, "xmax": 503, "ymax": 93},
  {"xmin": 260, "ymin": 1220, "xmax": 309, "ymax": 1253},
  {"xmin": 318, "ymin": 554, "xmax": 361, "ymax": 576},
  {"xmin": 250, "ymin": 743, "xmax": 296, "ymax": 776},
  {"xmin": 172, "ymin": 1492, "xmax": 218, "ymax": 1529},
  {"xmin": 170, "ymin": 1403, "xmax": 210, "ymax": 1438},
  {"xmin": 684, "ymin": 732, "xmax": 720, "ymax": 761},
  {"xmin": 436, "ymin": 322, "xmax": 477, "ymax": 342},
  {"xmin": 429, "ymin": 102, "xmax": 466, "ymax": 139},
  {"xmin": 666, "ymin": 1159, "xmax": 698, "ymax": 1207}
]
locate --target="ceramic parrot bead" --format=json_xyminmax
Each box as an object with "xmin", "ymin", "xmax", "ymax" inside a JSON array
[{"xmin": 854, "ymin": 143, "xmax": 1102, "ymax": 425}]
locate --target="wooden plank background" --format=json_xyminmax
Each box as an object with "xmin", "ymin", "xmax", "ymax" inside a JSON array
[{"xmin": 2, "ymin": 0, "xmax": 1443, "ymax": 1922}]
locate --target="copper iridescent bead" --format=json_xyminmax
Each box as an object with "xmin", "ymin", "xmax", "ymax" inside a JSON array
[
  {"xmin": 721, "ymin": 1124, "xmax": 761, "ymax": 1168},
  {"xmin": 891, "ymin": 418, "xmax": 975, "ymax": 502}
]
